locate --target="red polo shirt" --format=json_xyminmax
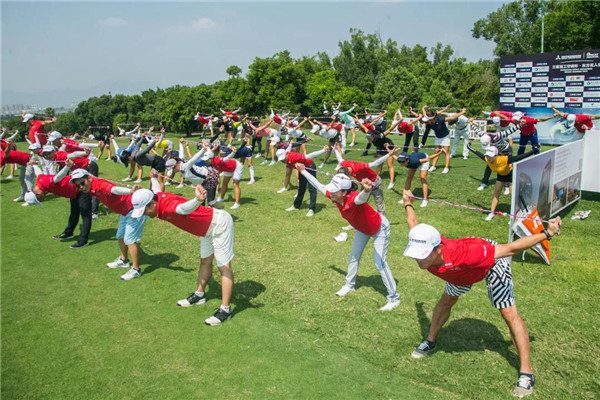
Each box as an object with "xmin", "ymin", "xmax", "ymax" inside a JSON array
[
  {"xmin": 29, "ymin": 120, "xmax": 47, "ymax": 146},
  {"xmin": 427, "ymin": 237, "xmax": 496, "ymax": 286},
  {"xmin": 519, "ymin": 117, "xmax": 539, "ymax": 136},
  {"xmin": 212, "ymin": 157, "xmax": 237, "ymax": 173},
  {"xmin": 36, "ymin": 175, "xmax": 78, "ymax": 199},
  {"xmin": 574, "ymin": 114, "xmax": 593, "ymax": 133},
  {"xmin": 325, "ymin": 190, "xmax": 381, "ymax": 236},
  {"xmin": 89, "ymin": 178, "xmax": 132, "ymax": 216},
  {"xmin": 54, "ymin": 151, "xmax": 90, "ymax": 170},
  {"xmin": 156, "ymin": 192, "xmax": 214, "ymax": 237},
  {"xmin": 286, "ymin": 152, "xmax": 313, "ymax": 169},
  {"xmin": 0, "ymin": 150, "xmax": 30, "ymax": 167},
  {"xmin": 340, "ymin": 160, "xmax": 377, "ymax": 181}
]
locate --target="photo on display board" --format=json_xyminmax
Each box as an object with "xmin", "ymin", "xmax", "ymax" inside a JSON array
[
  {"xmin": 552, "ymin": 178, "xmax": 568, "ymax": 215},
  {"xmin": 566, "ymin": 172, "xmax": 582, "ymax": 204}
]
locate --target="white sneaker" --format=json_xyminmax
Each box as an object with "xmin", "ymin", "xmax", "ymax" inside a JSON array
[
  {"xmin": 318, "ymin": 163, "xmax": 326, "ymax": 169},
  {"xmin": 449, "ymin": 154, "xmax": 456, "ymax": 158},
  {"xmin": 177, "ymin": 293, "xmax": 206, "ymax": 307},
  {"xmin": 215, "ymin": 197, "xmax": 223, "ymax": 203},
  {"xmin": 485, "ymin": 213, "xmax": 495, "ymax": 221},
  {"xmin": 107, "ymin": 257, "xmax": 130, "ymax": 269},
  {"xmin": 120, "ymin": 267, "xmax": 141, "ymax": 281},
  {"xmin": 504, "ymin": 187, "xmax": 510, "ymax": 195},
  {"xmin": 122, "ymin": 177, "xmax": 133, "ymax": 182},
  {"xmin": 134, "ymin": 179, "xmax": 142, "ymax": 183},
  {"xmin": 268, "ymin": 161, "xmax": 276, "ymax": 166},
  {"xmin": 165, "ymin": 181, "xmax": 171, "ymax": 186},
  {"xmin": 477, "ymin": 184, "xmax": 487, "ymax": 191},
  {"xmin": 285, "ymin": 206, "xmax": 299, "ymax": 212},
  {"xmin": 463, "ymin": 156, "xmax": 468, "ymax": 160},
  {"xmin": 306, "ymin": 209, "xmax": 314, "ymax": 217},
  {"xmin": 349, "ymin": 143, "xmax": 355, "ymax": 147},
  {"xmin": 380, "ymin": 300, "xmax": 400, "ymax": 311},
  {"xmin": 230, "ymin": 203, "xmax": 240, "ymax": 210},
  {"xmin": 342, "ymin": 225, "xmax": 354, "ymax": 231},
  {"xmin": 21, "ymin": 202, "xmax": 30, "ymax": 207},
  {"xmin": 176, "ymin": 184, "xmax": 185, "ymax": 188},
  {"xmin": 442, "ymin": 168, "xmax": 449, "ymax": 174},
  {"xmin": 418, "ymin": 143, "xmax": 424, "ymax": 149},
  {"xmin": 420, "ymin": 200, "xmax": 428, "ymax": 208},
  {"xmin": 247, "ymin": 179, "xmax": 255, "ymax": 185},
  {"xmin": 428, "ymin": 166, "xmax": 436, "ymax": 172},
  {"xmin": 254, "ymin": 154, "xmax": 261, "ymax": 159},
  {"xmin": 277, "ymin": 187, "xmax": 288, "ymax": 194},
  {"xmin": 92, "ymin": 213, "xmax": 98, "ymax": 220},
  {"xmin": 13, "ymin": 196, "xmax": 24, "ymax": 202},
  {"xmin": 336, "ymin": 285, "xmax": 355, "ymax": 297},
  {"xmin": 387, "ymin": 182, "xmax": 395, "ymax": 190},
  {"xmin": 398, "ymin": 199, "xmax": 404, "ymax": 204},
  {"xmin": 260, "ymin": 160, "xmax": 268, "ymax": 165},
  {"xmin": 6, "ymin": 175, "xmax": 14, "ymax": 179}
]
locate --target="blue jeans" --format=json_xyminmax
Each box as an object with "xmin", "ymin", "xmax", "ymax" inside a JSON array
[{"xmin": 518, "ymin": 130, "xmax": 539, "ymax": 155}]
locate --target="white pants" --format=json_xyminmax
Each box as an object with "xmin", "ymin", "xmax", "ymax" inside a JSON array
[
  {"xmin": 344, "ymin": 215, "xmax": 399, "ymax": 302},
  {"xmin": 451, "ymin": 129, "xmax": 470, "ymax": 158}
]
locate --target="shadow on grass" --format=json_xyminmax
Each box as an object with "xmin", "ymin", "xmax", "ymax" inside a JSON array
[
  {"xmin": 328, "ymin": 265, "xmax": 397, "ymax": 299},
  {"xmin": 581, "ymin": 191, "xmax": 600, "ymax": 202},
  {"xmin": 139, "ymin": 248, "xmax": 186, "ymax": 275},
  {"xmin": 415, "ymin": 302, "xmax": 524, "ymax": 371},
  {"xmin": 232, "ymin": 280, "xmax": 266, "ymax": 319},
  {"xmin": 89, "ymin": 228, "xmax": 117, "ymax": 246}
]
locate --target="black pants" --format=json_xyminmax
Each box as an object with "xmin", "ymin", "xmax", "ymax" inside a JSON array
[
  {"xmin": 420, "ymin": 125, "xmax": 431, "ymax": 146},
  {"xmin": 293, "ymin": 162, "xmax": 317, "ymax": 211},
  {"xmin": 251, "ymin": 135, "xmax": 263, "ymax": 154},
  {"xmin": 403, "ymin": 130, "xmax": 419, "ymax": 152},
  {"xmin": 87, "ymin": 161, "xmax": 100, "ymax": 214},
  {"xmin": 64, "ymin": 192, "xmax": 93, "ymax": 244}
]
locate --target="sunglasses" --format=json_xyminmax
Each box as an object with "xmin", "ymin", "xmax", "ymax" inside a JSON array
[{"xmin": 74, "ymin": 181, "xmax": 87, "ymax": 188}]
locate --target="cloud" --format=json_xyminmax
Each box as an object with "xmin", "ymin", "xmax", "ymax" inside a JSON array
[
  {"xmin": 97, "ymin": 17, "xmax": 129, "ymax": 27},
  {"xmin": 167, "ymin": 17, "xmax": 218, "ymax": 34}
]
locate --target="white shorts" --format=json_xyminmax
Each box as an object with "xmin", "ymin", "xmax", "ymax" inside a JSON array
[
  {"xmin": 434, "ymin": 135, "xmax": 451, "ymax": 147},
  {"xmin": 419, "ymin": 161, "xmax": 430, "ymax": 171},
  {"xmin": 222, "ymin": 160, "xmax": 243, "ymax": 181},
  {"xmin": 344, "ymin": 121, "xmax": 356, "ymax": 129},
  {"xmin": 269, "ymin": 136, "xmax": 281, "ymax": 146},
  {"xmin": 200, "ymin": 209, "xmax": 234, "ymax": 267}
]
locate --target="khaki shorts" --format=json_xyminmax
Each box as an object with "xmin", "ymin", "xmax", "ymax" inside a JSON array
[{"xmin": 200, "ymin": 209, "xmax": 235, "ymax": 267}]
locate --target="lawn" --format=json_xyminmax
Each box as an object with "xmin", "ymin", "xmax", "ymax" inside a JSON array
[{"xmin": 2, "ymin": 135, "xmax": 599, "ymax": 399}]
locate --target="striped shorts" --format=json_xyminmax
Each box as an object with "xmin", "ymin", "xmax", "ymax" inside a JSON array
[{"xmin": 444, "ymin": 239, "xmax": 515, "ymax": 309}]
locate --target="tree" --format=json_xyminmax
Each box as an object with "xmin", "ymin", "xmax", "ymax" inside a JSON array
[
  {"xmin": 44, "ymin": 107, "xmax": 56, "ymax": 118},
  {"xmin": 473, "ymin": 0, "xmax": 600, "ymax": 57},
  {"xmin": 226, "ymin": 65, "xmax": 242, "ymax": 78}
]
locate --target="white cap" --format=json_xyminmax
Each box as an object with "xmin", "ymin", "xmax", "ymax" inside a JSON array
[
  {"xmin": 41, "ymin": 144, "xmax": 56, "ymax": 154},
  {"xmin": 421, "ymin": 116, "xmax": 432, "ymax": 122},
  {"xmin": 365, "ymin": 114, "xmax": 373, "ymax": 121},
  {"xmin": 28, "ymin": 143, "xmax": 42, "ymax": 151},
  {"xmin": 311, "ymin": 125, "xmax": 320, "ymax": 133},
  {"xmin": 492, "ymin": 116, "xmax": 501, "ymax": 125},
  {"xmin": 24, "ymin": 191, "xmax": 42, "ymax": 207},
  {"xmin": 47, "ymin": 131, "xmax": 63, "ymax": 142},
  {"xmin": 333, "ymin": 232, "xmax": 348, "ymax": 242},
  {"xmin": 201, "ymin": 150, "xmax": 214, "ymax": 161},
  {"xmin": 485, "ymin": 146, "xmax": 498, "ymax": 158},
  {"xmin": 324, "ymin": 173, "xmax": 352, "ymax": 193},
  {"xmin": 212, "ymin": 117, "xmax": 219, "ymax": 123},
  {"xmin": 69, "ymin": 168, "xmax": 90, "ymax": 183},
  {"xmin": 458, "ymin": 115, "xmax": 468, "ymax": 123},
  {"xmin": 332, "ymin": 110, "xmax": 340, "ymax": 116},
  {"xmin": 403, "ymin": 224, "xmax": 441, "ymax": 259},
  {"xmin": 513, "ymin": 111, "xmax": 524, "ymax": 120},
  {"xmin": 566, "ymin": 114, "xmax": 576, "ymax": 125},
  {"xmin": 480, "ymin": 135, "xmax": 491, "ymax": 147},
  {"xmin": 358, "ymin": 118, "xmax": 364, "ymax": 124},
  {"xmin": 292, "ymin": 120, "xmax": 299, "ymax": 127},
  {"xmin": 23, "ymin": 113, "xmax": 34, "ymax": 123},
  {"xmin": 131, "ymin": 189, "xmax": 155, "ymax": 218},
  {"xmin": 165, "ymin": 158, "xmax": 178, "ymax": 177},
  {"xmin": 276, "ymin": 149, "xmax": 287, "ymax": 161}
]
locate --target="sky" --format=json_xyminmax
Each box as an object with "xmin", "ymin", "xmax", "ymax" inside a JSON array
[{"xmin": 1, "ymin": 1, "xmax": 506, "ymax": 108}]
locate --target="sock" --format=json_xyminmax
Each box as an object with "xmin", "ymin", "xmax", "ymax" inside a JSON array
[
  {"xmin": 249, "ymin": 166, "xmax": 255, "ymax": 180},
  {"xmin": 195, "ymin": 291, "xmax": 204, "ymax": 297},
  {"xmin": 220, "ymin": 305, "xmax": 231, "ymax": 313}
]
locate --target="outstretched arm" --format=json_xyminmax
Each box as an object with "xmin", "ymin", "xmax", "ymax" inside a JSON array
[
  {"xmin": 368, "ymin": 153, "xmax": 390, "ymax": 168},
  {"xmin": 495, "ymin": 218, "xmax": 562, "ymax": 258},
  {"xmin": 176, "ymin": 185, "xmax": 208, "ymax": 215},
  {"xmin": 306, "ymin": 146, "xmax": 327, "ymax": 160},
  {"xmin": 466, "ymin": 143, "xmax": 486, "ymax": 160},
  {"xmin": 402, "ymin": 190, "xmax": 419, "ymax": 229}
]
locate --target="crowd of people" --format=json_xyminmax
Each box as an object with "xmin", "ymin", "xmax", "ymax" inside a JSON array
[{"xmin": 4, "ymin": 102, "xmax": 595, "ymax": 397}]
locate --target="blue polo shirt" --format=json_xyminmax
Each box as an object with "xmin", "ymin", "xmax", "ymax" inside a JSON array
[
  {"xmin": 430, "ymin": 115, "xmax": 450, "ymax": 138},
  {"xmin": 407, "ymin": 152, "xmax": 427, "ymax": 169}
]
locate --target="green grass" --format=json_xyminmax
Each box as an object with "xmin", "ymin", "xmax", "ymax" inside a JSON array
[{"xmin": 2, "ymin": 136, "xmax": 599, "ymax": 399}]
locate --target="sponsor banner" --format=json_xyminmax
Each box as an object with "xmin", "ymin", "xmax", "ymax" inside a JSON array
[{"xmin": 500, "ymin": 49, "xmax": 600, "ymax": 144}]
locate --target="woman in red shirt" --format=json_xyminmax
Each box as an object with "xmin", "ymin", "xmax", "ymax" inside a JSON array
[{"xmin": 295, "ymin": 163, "xmax": 400, "ymax": 311}]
